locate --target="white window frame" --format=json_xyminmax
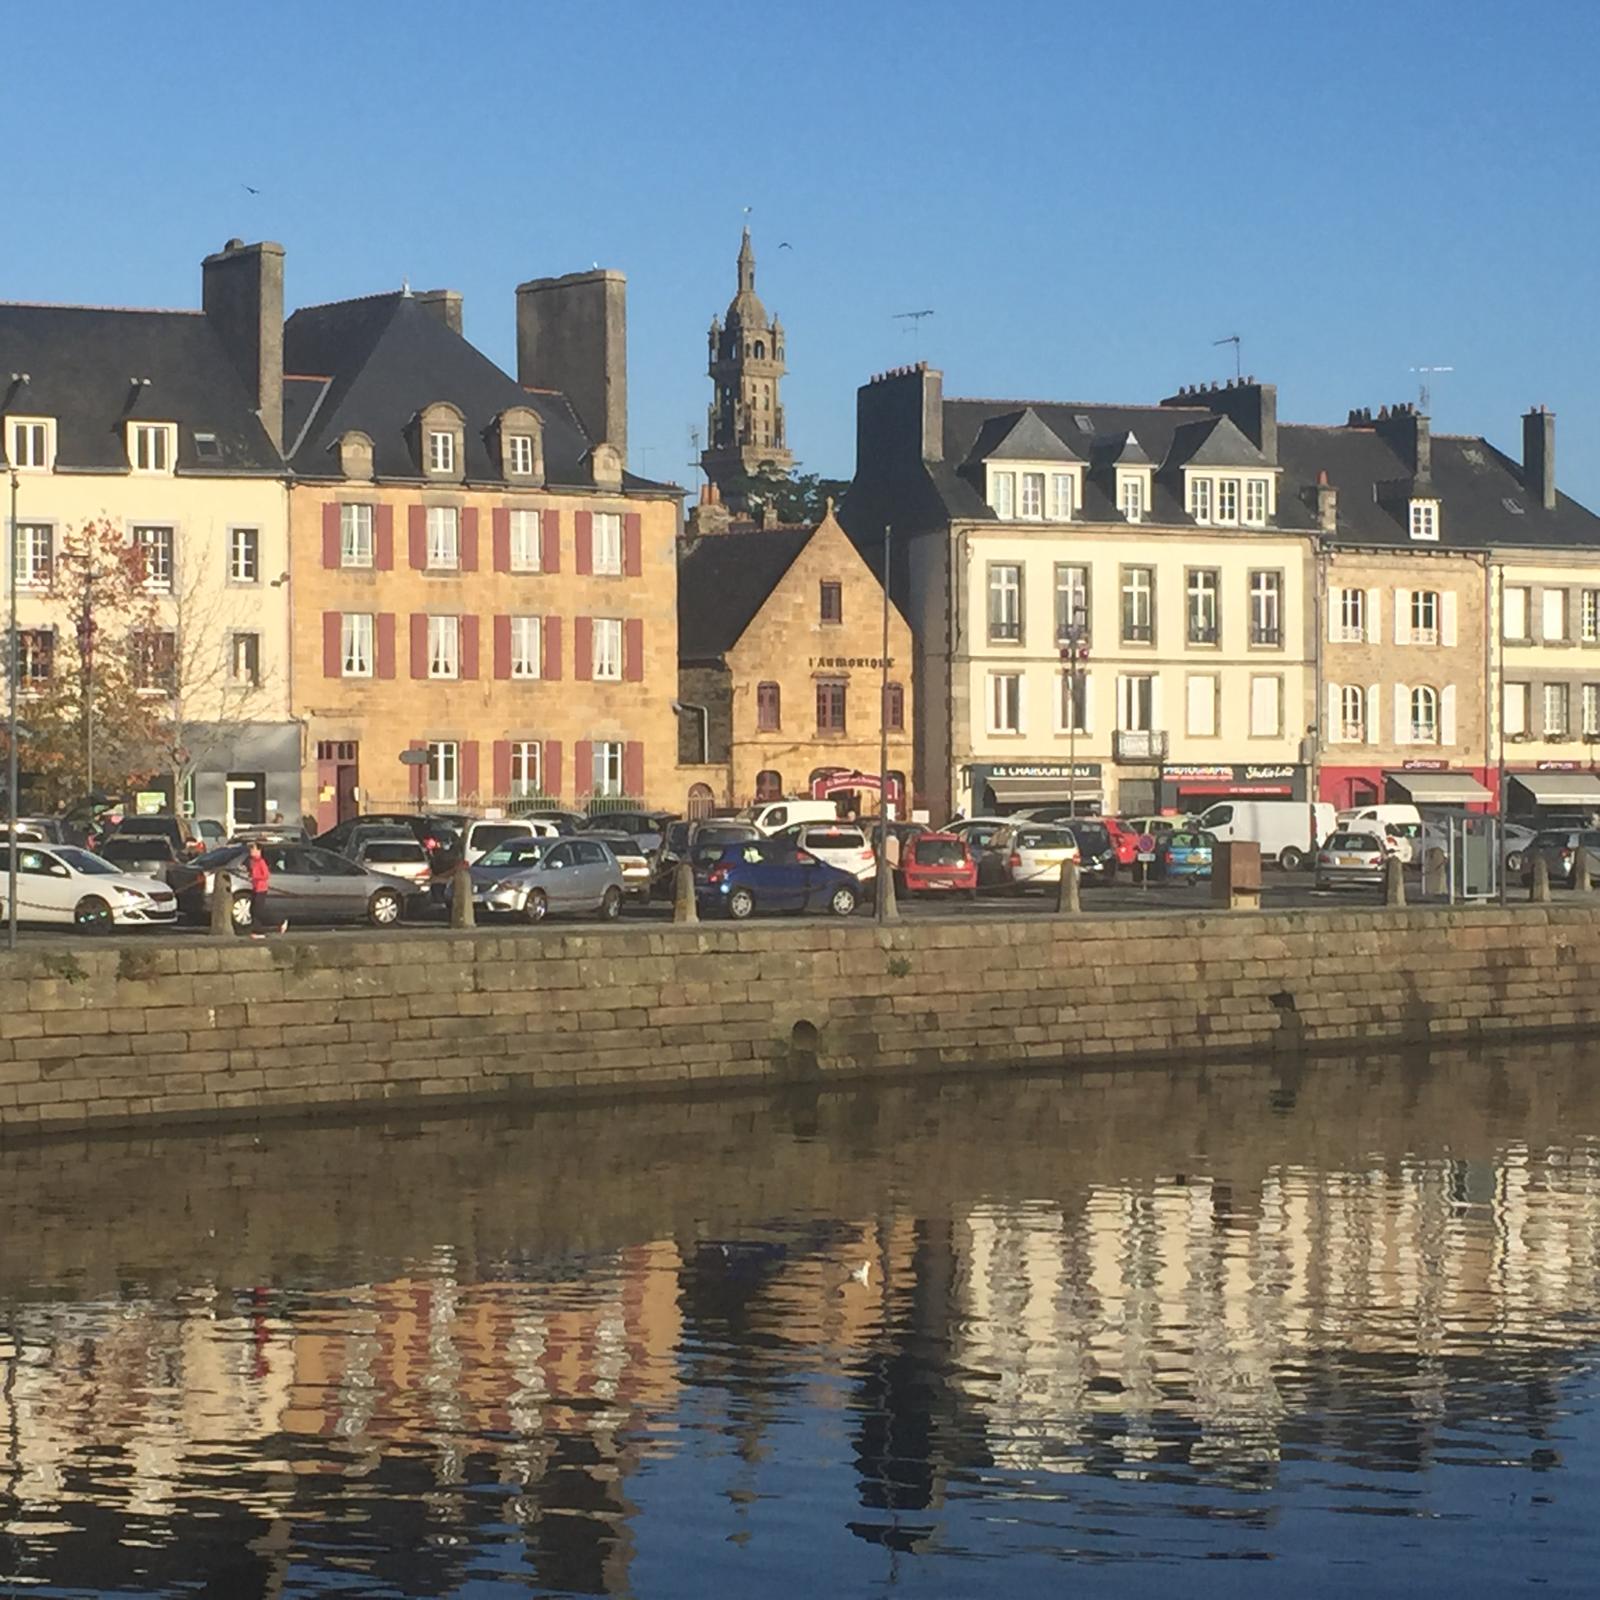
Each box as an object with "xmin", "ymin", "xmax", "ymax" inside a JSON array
[
  {"xmin": 1409, "ymin": 499, "xmax": 1439, "ymax": 542},
  {"xmin": 1217, "ymin": 478, "xmax": 1240, "ymax": 525},
  {"xmin": 341, "ymin": 613, "xmax": 374, "ymax": 678},
  {"xmin": 1121, "ymin": 567, "xmax": 1154, "ymax": 643},
  {"xmin": 508, "ymin": 434, "xmax": 535, "ymax": 476},
  {"xmin": 1185, "ymin": 673, "xmax": 1218, "ymax": 738},
  {"xmin": 1055, "ymin": 563, "xmax": 1089, "ymax": 643},
  {"xmin": 1583, "ymin": 590, "xmax": 1600, "ymax": 644},
  {"xmin": 229, "ymin": 525, "xmax": 260, "ymax": 585},
  {"xmin": 989, "ymin": 469, "xmax": 1015, "ymax": 519},
  {"xmin": 1544, "ymin": 681, "xmax": 1570, "ymax": 737},
  {"xmin": 1249, "ymin": 674, "xmax": 1283, "ymax": 738},
  {"xmin": 1244, "ymin": 478, "xmax": 1269, "ymax": 526},
  {"xmin": 341, "ymin": 503, "xmax": 374, "ymax": 568},
  {"xmin": 1057, "ymin": 667, "xmax": 1091, "ymax": 734},
  {"xmin": 1335, "ymin": 587, "xmax": 1366, "ymax": 643},
  {"xmin": 592, "ymin": 617, "xmax": 623, "ymax": 681},
  {"xmin": 18, "ymin": 628, "xmax": 52, "ymax": 693},
  {"xmin": 1584, "ymin": 683, "xmax": 1600, "ymax": 739},
  {"xmin": 229, "ymin": 631, "xmax": 261, "ymax": 687},
  {"xmin": 426, "ymin": 740, "xmax": 459, "ymax": 805},
  {"xmin": 509, "ymin": 508, "xmax": 541, "ymax": 572},
  {"xmin": 1503, "ymin": 585, "xmax": 1530, "ymax": 641},
  {"xmin": 1186, "ymin": 568, "xmax": 1219, "ymax": 645},
  {"xmin": 1117, "ymin": 673, "xmax": 1154, "ymax": 733},
  {"xmin": 427, "ymin": 614, "xmax": 460, "ymax": 679},
  {"xmin": 592, "ymin": 740, "xmax": 625, "ymax": 798},
  {"xmin": 1542, "ymin": 588, "xmax": 1569, "ymax": 643},
  {"xmin": 426, "ymin": 506, "xmax": 460, "ymax": 570},
  {"xmin": 510, "ymin": 740, "xmax": 542, "ymax": 798},
  {"xmin": 592, "ymin": 511, "xmax": 623, "ymax": 576},
  {"xmin": 1249, "ymin": 570, "xmax": 1282, "ymax": 646},
  {"xmin": 14, "ymin": 523, "xmax": 52, "ymax": 590},
  {"xmin": 1019, "ymin": 472, "xmax": 1044, "ymax": 519},
  {"xmin": 1049, "ymin": 473, "xmax": 1074, "ymax": 521},
  {"xmin": 428, "ymin": 430, "xmax": 456, "ymax": 475},
  {"xmin": 1190, "ymin": 474, "xmax": 1213, "ymax": 525},
  {"xmin": 1411, "ymin": 589, "xmax": 1439, "ymax": 646},
  {"xmin": 511, "ymin": 615, "xmax": 542, "ymax": 679},
  {"xmin": 133, "ymin": 524, "xmax": 174, "ymax": 593},
  {"xmin": 988, "ymin": 563, "xmax": 1023, "ymax": 644},
  {"xmin": 1410, "ymin": 684, "xmax": 1439, "ymax": 743},
  {"xmin": 1340, "ymin": 684, "xmax": 1366, "ymax": 742},
  {"xmin": 987, "ymin": 671, "xmax": 1023, "ymax": 735},
  {"xmin": 8, "ymin": 417, "xmax": 51, "ymax": 471},
  {"xmin": 1120, "ymin": 473, "xmax": 1145, "ymax": 523},
  {"xmin": 1503, "ymin": 681, "xmax": 1529, "ymax": 738},
  {"xmin": 129, "ymin": 422, "xmax": 175, "ymax": 474}
]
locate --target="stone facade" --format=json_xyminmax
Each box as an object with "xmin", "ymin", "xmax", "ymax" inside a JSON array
[{"xmin": 4, "ymin": 903, "xmax": 1600, "ymax": 1135}]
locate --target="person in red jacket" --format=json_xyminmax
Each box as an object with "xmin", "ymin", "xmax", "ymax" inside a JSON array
[{"xmin": 245, "ymin": 842, "xmax": 287, "ymax": 938}]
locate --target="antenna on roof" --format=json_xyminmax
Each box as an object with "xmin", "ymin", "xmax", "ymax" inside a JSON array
[
  {"xmin": 1212, "ymin": 333, "xmax": 1241, "ymax": 380},
  {"xmin": 894, "ymin": 308, "xmax": 935, "ymax": 357},
  {"xmin": 1409, "ymin": 364, "xmax": 1454, "ymax": 414},
  {"xmin": 688, "ymin": 425, "xmax": 702, "ymax": 484}
]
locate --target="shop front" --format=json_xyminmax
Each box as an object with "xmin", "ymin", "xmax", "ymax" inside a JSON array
[
  {"xmin": 962, "ymin": 761, "xmax": 1104, "ymax": 818},
  {"xmin": 1504, "ymin": 763, "xmax": 1600, "ymax": 822},
  {"xmin": 809, "ymin": 766, "xmax": 907, "ymax": 819},
  {"xmin": 1158, "ymin": 763, "xmax": 1308, "ymax": 814},
  {"xmin": 1320, "ymin": 760, "xmax": 1495, "ymax": 813}
]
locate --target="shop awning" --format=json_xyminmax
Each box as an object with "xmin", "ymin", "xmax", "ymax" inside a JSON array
[
  {"xmin": 988, "ymin": 776, "xmax": 1104, "ymax": 806},
  {"xmin": 1509, "ymin": 772, "xmax": 1600, "ymax": 805},
  {"xmin": 1384, "ymin": 771, "xmax": 1493, "ymax": 805}
]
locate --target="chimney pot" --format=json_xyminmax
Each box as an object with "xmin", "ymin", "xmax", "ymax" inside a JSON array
[{"xmin": 415, "ymin": 289, "xmax": 463, "ymax": 337}]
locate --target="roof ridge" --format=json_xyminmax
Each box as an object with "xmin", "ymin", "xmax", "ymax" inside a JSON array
[
  {"xmin": 947, "ymin": 395, "xmax": 1208, "ymax": 414},
  {"xmin": 0, "ymin": 300, "xmax": 203, "ymax": 316},
  {"xmin": 289, "ymin": 289, "xmax": 406, "ymax": 315}
]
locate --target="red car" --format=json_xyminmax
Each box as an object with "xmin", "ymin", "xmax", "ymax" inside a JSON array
[
  {"xmin": 1101, "ymin": 817, "xmax": 1140, "ymax": 867},
  {"xmin": 895, "ymin": 830, "xmax": 978, "ymax": 898}
]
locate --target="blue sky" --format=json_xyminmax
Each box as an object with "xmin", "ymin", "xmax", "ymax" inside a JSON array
[{"xmin": 11, "ymin": 1, "xmax": 1600, "ymax": 497}]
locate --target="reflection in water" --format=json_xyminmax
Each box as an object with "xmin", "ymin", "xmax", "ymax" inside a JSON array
[{"xmin": 3, "ymin": 1047, "xmax": 1600, "ymax": 1595}]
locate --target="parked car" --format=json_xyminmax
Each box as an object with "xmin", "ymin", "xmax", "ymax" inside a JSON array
[
  {"xmin": 103, "ymin": 813, "xmax": 206, "ymax": 858},
  {"xmin": 1500, "ymin": 821, "xmax": 1538, "ymax": 874},
  {"xmin": 1123, "ymin": 815, "xmax": 1180, "ymax": 842},
  {"xmin": 895, "ymin": 831, "xmax": 977, "ymax": 898},
  {"xmin": 1063, "ymin": 819, "xmax": 1118, "ymax": 882},
  {"xmin": 175, "ymin": 843, "xmax": 418, "ymax": 929},
  {"xmin": 1338, "ymin": 804, "xmax": 1423, "ymax": 864},
  {"xmin": 341, "ymin": 822, "xmax": 415, "ymax": 858},
  {"xmin": 1188, "ymin": 799, "xmax": 1336, "ymax": 872},
  {"xmin": 581, "ymin": 810, "xmax": 675, "ymax": 856},
  {"xmin": 95, "ymin": 833, "xmax": 186, "ymax": 887},
  {"xmin": 315, "ymin": 812, "xmax": 464, "ymax": 871},
  {"xmin": 352, "ymin": 837, "xmax": 433, "ymax": 894},
  {"xmin": 507, "ymin": 806, "xmax": 585, "ymax": 833},
  {"xmin": 694, "ymin": 837, "xmax": 860, "ymax": 919},
  {"xmin": 978, "ymin": 824, "xmax": 1081, "ymax": 894},
  {"xmin": 195, "ymin": 818, "xmax": 228, "ymax": 847},
  {"xmin": 1, "ymin": 816, "xmax": 67, "ymax": 844},
  {"xmin": 943, "ymin": 817, "xmax": 1013, "ymax": 864},
  {"xmin": 461, "ymin": 818, "xmax": 556, "ymax": 865},
  {"xmin": 1521, "ymin": 829, "xmax": 1600, "ymax": 889},
  {"xmin": 580, "ymin": 830, "xmax": 653, "ymax": 899},
  {"xmin": 1, "ymin": 843, "xmax": 178, "ymax": 931},
  {"xmin": 1315, "ymin": 829, "xmax": 1390, "ymax": 892},
  {"xmin": 736, "ymin": 799, "xmax": 842, "ymax": 835},
  {"xmin": 655, "ymin": 819, "xmax": 763, "ymax": 895},
  {"xmin": 1154, "ymin": 828, "xmax": 1216, "ymax": 881},
  {"xmin": 774, "ymin": 822, "xmax": 878, "ymax": 883},
  {"xmin": 472, "ymin": 835, "xmax": 625, "ymax": 923}
]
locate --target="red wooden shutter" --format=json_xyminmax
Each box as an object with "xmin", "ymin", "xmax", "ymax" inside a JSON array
[
  {"xmin": 543, "ymin": 616, "xmax": 562, "ymax": 680},
  {"xmin": 544, "ymin": 740, "xmax": 562, "ymax": 800},
  {"xmin": 493, "ymin": 614, "xmax": 512, "ymax": 679},
  {"xmin": 624, "ymin": 618, "xmax": 643, "ymax": 682},
  {"xmin": 492, "ymin": 508, "xmax": 510, "ymax": 573},
  {"xmin": 461, "ymin": 615, "xmax": 480, "ymax": 680},
  {"xmin": 322, "ymin": 612, "xmax": 342, "ymax": 676},
  {"xmin": 575, "ymin": 510, "xmax": 593, "ymax": 575},
  {"xmin": 321, "ymin": 503, "xmax": 341, "ymax": 568},
  {"xmin": 375, "ymin": 504, "xmax": 395, "ymax": 570},
  {"xmin": 460, "ymin": 740, "xmax": 480, "ymax": 800},
  {"xmin": 408, "ymin": 505, "xmax": 427, "ymax": 569},
  {"xmin": 409, "ymin": 739, "xmax": 428, "ymax": 803},
  {"xmin": 541, "ymin": 509, "xmax": 560, "ymax": 572},
  {"xmin": 574, "ymin": 617, "xmax": 593, "ymax": 681},
  {"xmin": 624, "ymin": 512, "xmax": 642, "ymax": 578},
  {"xmin": 410, "ymin": 613, "xmax": 428, "ymax": 678},
  {"xmin": 460, "ymin": 507, "xmax": 479, "ymax": 572},
  {"xmin": 623, "ymin": 740, "xmax": 644, "ymax": 799},
  {"xmin": 376, "ymin": 613, "xmax": 396, "ymax": 679},
  {"xmin": 575, "ymin": 740, "xmax": 593, "ymax": 800},
  {"xmin": 493, "ymin": 739, "xmax": 512, "ymax": 795}
]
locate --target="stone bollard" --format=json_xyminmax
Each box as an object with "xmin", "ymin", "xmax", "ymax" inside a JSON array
[
  {"xmin": 672, "ymin": 860, "xmax": 699, "ymax": 924},
  {"xmin": 877, "ymin": 857, "xmax": 900, "ymax": 921},
  {"xmin": 1576, "ymin": 847, "xmax": 1592, "ymax": 894},
  {"xmin": 1056, "ymin": 859, "xmax": 1080, "ymax": 914},
  {"xmin": 1423, "ymin": 846, "xmax": 1448, "ymax": 899},
  {"xmin": 450, "ymin": 862, "xmax": 475, "ymax": 929},
  {"xmin": 1531, "ymin": 853, "xmax": 1551, "ymax": 902},
  {"xmin": 210, "ymin": 869, "xmax": 237, "ymax": 937},
  {"xmin": 1384, "ymin": 855, "xmax": 1406, "ymax": 907}
]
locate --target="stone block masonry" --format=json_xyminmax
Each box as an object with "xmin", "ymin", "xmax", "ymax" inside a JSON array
[{"xmin": 2, "ymin": 904, "xmax": 1600, "ymax": 1136}]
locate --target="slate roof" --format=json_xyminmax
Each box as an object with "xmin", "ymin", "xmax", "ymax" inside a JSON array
[
  {"xmin": 677, "ymin": 525, "xmax": 814, "ymax": 660},
  {"xmin": 0, "ymin": 303, "xmax": 282, "ymax": 474},
  {"xmin": 1163, "ymin": 414, "xmax": 1267, "ymax": 470},
  {"xmin": 965, "ymin": 406, "xmax": 1082, "ymax": 464}
]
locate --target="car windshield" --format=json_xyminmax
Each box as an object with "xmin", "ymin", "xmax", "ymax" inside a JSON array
[
  {"xmin": 1169, "ymin": 832, "xmax": 1205, "ymax": 848},
  {"xmin": 53, "ymin": 847, "xmax": 119, "ymax": 875},
  {"xmin": 471, "ymin": 824, "xmax": 528, "ymax": 852},
  {"xmin": 699, "ymin": 825, "xmax": 758, "ymax": 846},
  {"xmin": 480, "ymin": 840, "xmax": 544, "ymax": 868},
  {"xmin": 1534, "ymin": 831, "xmax": 1574, "ymax": 848},
  {"xmin": 1072, "ymin": 825, "xmax": 1110, "ymax": 849},
  {"xmin": 1327, "ymin": 832, "xmax": 1380, "ymax": 851},
  {"xmin": 804, "ymin": 828, "xmax": 867, "ymax": 850},
  {"xmin": 915, "ymin": 839, "xmax": 966, "ymax": 866},
  {"xmin": 1015, "ymin": 829, "xmax": 1069, "ymax": 850},
  {"xmin": 363, "ymin": 842, "xmax": 427, "ymax": 864}
]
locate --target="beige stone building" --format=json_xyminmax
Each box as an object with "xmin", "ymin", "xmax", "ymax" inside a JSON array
[{"xmin": 676, "ymin": 508, "xmax": 914, "ymax": 816}]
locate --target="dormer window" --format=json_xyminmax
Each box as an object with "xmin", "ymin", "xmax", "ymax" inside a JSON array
[
  {"xmin": 1410, "ymin": 499, "xmax": 1440, "ymax": 542},
  {"xmin": 509, "ymin": 434, "xmax": 534, "ymax": 476},
  {"xmin": 1019, "ymin": 472, "xmax": 1044, "ymax": 519},
  {"xmin": 1119, "ymin": 474, "xmax": 1145, "ymax": 523},
  {"xmin": 428, "ymin": 430, "xmax": 455, "ymax": 474},
  {"xmin": 1245, "ymin": 479, "xmax": 1268, "ymax": 525},
  {"xmin": 1190, "ymin": 475, "xmax": 1213, "ymax": 524},
  {"xmin": 989, "ymin": 469, "xmax": 1015, "ymax": 519},
  {"xmin": 129, "ymin": 422, "xmax": 175, "ymax": 474},
  {"xmin": 7, "ymin": 417, "xmax": 52, "ymax": 471},
  {"xmin": 1050, "ymin": 473, "xmax": 1074, "ymax": 521},
  {"xmin": 1217, "ymin": 478, "xmax": 1239, "ymax": 523}
]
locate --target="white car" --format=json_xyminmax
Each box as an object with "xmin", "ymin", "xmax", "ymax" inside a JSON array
[
  {"xmin": 461, "ymin": 818, "xmax": 558, "ymax": 865},
  {"xmin": 2, "ymin": 843, "xmax": 178, "ymax": 931},
  {"xmin": 774, "ymin": 822, "xmax": 878, "ymax": 882}
]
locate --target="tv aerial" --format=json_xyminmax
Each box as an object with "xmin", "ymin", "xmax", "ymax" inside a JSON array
[{"xmin": 1213, "ymin": 333, "xmax": 1242, "ymax": 380}]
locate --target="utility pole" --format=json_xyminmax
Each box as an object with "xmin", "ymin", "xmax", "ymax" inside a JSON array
[
  {"xmin": 6, "ymin": 469, "xmax": 19, "ymax": 950},
  {"xmin": 77, "ymin": 560, "xmax": 96, "ymax": 798},
  {"xmin": 876, "ymin": 523, "xmax": 893, "ymax": 924}
]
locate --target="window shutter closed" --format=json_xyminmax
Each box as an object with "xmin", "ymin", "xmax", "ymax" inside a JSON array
[
  {"xmin": 460, "ymin": 741, "xmax": 479, "ymax": 800},
  {"xmin": 1327, "ymin": 592, "xmax": 1341, "ymax": 644},
  {"xmin": 1150, "ymin": 674, "xmax": 1164, "ymax": 734},
  {"xmin": 543, "ymin": 616, "xmax": 562, "ymax": 680},
  {"xmin": 492, "ymin": 508, "xmax": 510, "ymax": 573},
  {"xmin": 575, "ymin": 511, "xmax": 593, "ymax": 575},
  {"xmin": 408, "ymin": 505, "xmax": 427, "ymax": 570},
  {"xmin": 410, "ymin": 613, "xmax": 428, "ymax": 679},
  {"xmin": 322, "ymin": 612, "xmax": 342, "ymax": 676},
  {"xmin": 1365, "ymin": 683, "xmax": 1380, "ymax": 744},
  {"xmin": 460, "ymin": 508, "xmax": 479, "ymax": 572},
  {"xmin": 494, "ymin": 614, "xmax": 511, "ymax": 679},
  {"xmin": 1394, "ymin": 588, "xmax": 1410, "ymax": 646},
  {"xmin": 1326, "ymin": 681, "xmax": 1341, "ymax": 743},
  {"xmin": 543, "ymin": 739, "xmax": 562, "ymax": 801},
  {"xmin": 541, "ymin": 509, "xmax": 560, "ymax": 572},
  {"xmin": 575, "ymin": 740, "xmax": 593, "ymax": 799},
  {"xmin": 1080, "ymin": 671, "xmax": 1094, "ymax": 735},
  {"xmin": 322, "ymin": 503, "xmax": 340, "ymax": 568},
  {"xmin": 624, "ymin": 512, "xmax": 642, "ymax": 577},
  {"xmin": 1441, "ymin": 684, "xmax": 1457, "ymax": 746},
  {"xmin": 460, "ymin": 614, "xmax": 480, "ymax": 680},
  {"xmin": 1441, "ymin": 590, "xmax": 1458, "ymax": 648},
  {"xmin": 624, "ymin": 740, "xmax": 644, "ymax": 798},
  {"xmin": 376, "ymin": 614, "xmax": 396, "ymax": 679},
  {"xmin": 493, "ymin": 740, "xmax": 512, "ymax": 796},
  {"xmin": 375, "ymin": 504, "xmax": 394, "ymax": 570},
  {"xmin": 1365, "ymin": 587, "xmax": 1381, "ymax": 641},
  {"xmin": 624, "ymin": 618, "xmax": 643, "ymax": 682},
  {"xmin": 575, "ymin": 617, "xmax": 593, "ymax": 681},
  {"xmin": 1393, "ymin": 682, "xmax": 1410, "ymax": 744}
]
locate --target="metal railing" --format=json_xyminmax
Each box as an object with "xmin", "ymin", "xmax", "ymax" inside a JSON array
[{"xmin": 1113, "ymin": 729, "xmax": 1168, "ymax": 762}]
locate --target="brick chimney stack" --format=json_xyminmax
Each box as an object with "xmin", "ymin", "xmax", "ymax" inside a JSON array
[
  {"xmin": 202, "ymin": 238, "xmax": 285, "ymax": 451},
  {"xmin": 515, "ymin": 269, "xmax": 628, "ymax": 464},
  {"xmin": 415, "ymin": 289, "xmax": 463, "ymax": 336},
  {"xmin": 1523, "ymin": 406, "xmax": 1556, "ymax": 510}
]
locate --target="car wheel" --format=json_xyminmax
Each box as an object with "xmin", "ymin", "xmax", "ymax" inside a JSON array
[
  {"xmin": 829, "ymin": 884, "xmax": 858, "ymax": 917},
  {"xmin": 727, "ymin": 887, "xmax": 756, "ymax": 920},
  {"xmin": 368, "ymin": 889, "xmax": 403, "ymax": 927},
  {"xmin": 1506, "ymin": 850, "xmax": 1524, "ymax": 873},
  {"xmin": 231, "ymin": 892, "xmax": 254, "ymax": 929},
  {"xmin": 598, "ymin": 886, "xmax": 622, "ymax": 922},
  {"xmin": 1279, "ymin": 846, "xmax": 1305, "ymax": 872},
  {"xmin": 73, "ymin": 895, "xmax": 113, "ymax": 933},
  {"xmin": 523, "ymin": 889, "xmax": 548, "ymax": 924}
]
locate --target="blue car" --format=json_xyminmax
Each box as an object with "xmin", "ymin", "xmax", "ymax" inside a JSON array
[
  {"xmin": 694, "ymin": 838, "xmax": 861, "ymax": 919},
  {"xmin": 1155, "ymin": 828, "xmax": 1216, "ymax": 881}
]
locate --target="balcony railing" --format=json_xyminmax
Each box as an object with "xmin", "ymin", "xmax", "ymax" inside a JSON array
[
  {"xmin": 1113, "ymin": 729, "xmax": 1168, "ymax": 763},
  {"xmin": 1250, "ymin": 625, "xmax": 1283, "ymax": 647}
]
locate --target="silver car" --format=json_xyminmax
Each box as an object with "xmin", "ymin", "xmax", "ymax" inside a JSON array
[
  {"xmin": 180, "ymin": 843, "xmax": 417, "ymax": 929},
  {"xmin": 353, "ymin": 837, "xmax": 433, "ymax": 894},
  {"xmin": 977, "ymin": 824, "xmax": 1083, "ymax": 893},
  {"xmin": 1315, "ymin": 830, "xmax": 1389, "ymax": 892},
  {"xmin": 473, "ymin": 836, "xmax": 625, "ymax": 923}
]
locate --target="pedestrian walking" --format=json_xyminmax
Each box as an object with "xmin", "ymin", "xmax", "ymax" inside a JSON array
[{"xmin": 246, "ymin": 842, "xmax": 287, "ymax": 938}]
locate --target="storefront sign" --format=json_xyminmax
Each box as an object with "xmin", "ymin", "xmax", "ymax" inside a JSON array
[
  {"xmin": 1535, "ymin": 760, "xmax": 1582, "ymax": 772},
  {"xmin": 1401, "ymin": 759, "xmax": 1449, "ymax": 771},
  {"xmin": 982, "ymin": 761, "xmax": 1101, "ymax": 780},
  {"xmin": 1242, "ymin": 765, "xmax": 1297, "ymax": 781},
  {"xmin": 1163, "ymin": 764, "xmax": 1233, "ymax": 781},
  {"xmin": 1160, "ymin": 762, "xmax": 1308, "ymax": 802},
  {"xmin": 809, "ymin": 657, "xmax": 895, "ymax": 670}
]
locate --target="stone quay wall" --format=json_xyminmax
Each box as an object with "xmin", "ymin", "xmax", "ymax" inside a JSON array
[{"xmin": 2, "ymin": 903, "xmax": 1599, "ymax": 1136}]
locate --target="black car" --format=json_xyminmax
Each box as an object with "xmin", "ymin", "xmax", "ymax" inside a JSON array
[
  {"xmin": 96, "ymin": 833, "xmax": 186, "ymax": 888},
  {"xmin": 581, "ymin": 809, "xmax": 675, "ymax": 855},
  {"xmin": 102, "ymin": 813, "xmax": 205, "ymax": 857},
  {"xmin": 315, "ymin": 812, "xmax": 466, "ymax": 872},
  {"xmin": 1064, "ymin": 820, "xmax": 1118, "ymax": 882}
]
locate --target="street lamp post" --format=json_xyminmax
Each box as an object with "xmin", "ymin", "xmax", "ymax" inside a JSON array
[
  {"xmin": 876, "ymin": 523, "xmax": 893, "ymax": 925},
  {"xmin": 1060, "ymin": 606, "xmax": 1089, "ymax": 818},
  {"xmin": 7, "ymin": 468, "xmax": 20, "ymax": 950}
]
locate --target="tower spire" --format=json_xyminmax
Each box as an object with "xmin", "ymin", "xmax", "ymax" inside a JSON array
[{"xmin": 737, "ymin": 227, "xmax": 755, "ymax": 294}]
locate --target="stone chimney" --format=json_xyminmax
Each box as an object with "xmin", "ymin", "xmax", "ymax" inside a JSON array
[
  {"xmin": 1523, "ymin": 406, "xmax": 1556, "ymax": 510},
  {"xmin": 1161, "ymin": 377, "xmax": 1277, "ymax": 464},
  {"xmin": 415, "ymin": 289, "xmax": 463, "ymax": 336},
  {"xmin": 1374, "ymin": 401, "xmax": 1431, "ymax": 481},
  {"xmin": 515, "ymin": 268, "xmax": 627, "ymax": 463},
  {"xmin": 1310, "ymin": 469, "xmax": 1338, "ymax": 534},
  {"xmin": 855, "ymin": 362, "xmax": 944, "ymax": 479},
  {"xmin": 202, "ymin": 238, "xmax": 285, "ymax": 451}
]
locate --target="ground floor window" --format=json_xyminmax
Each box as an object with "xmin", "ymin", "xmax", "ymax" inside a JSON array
[
  {"xmin": 756, "ymin": 769, "xmax": 782, "ymax": 801},
  {"xmin": 592, "ymin": 740, "xmax": 624, "ymax": 797},
  {"xmin": 427, "ymin": 740, "xmax": 458, "ymax": 804},
  {"xmin": 510, "ymin": 741, "xmax": 541, "ymax": 797}
]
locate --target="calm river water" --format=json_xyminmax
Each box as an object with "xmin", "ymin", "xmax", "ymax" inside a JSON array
[{"xmin": 3, "ymin": 1047, "xmax": 1600, "ymax": 1596}]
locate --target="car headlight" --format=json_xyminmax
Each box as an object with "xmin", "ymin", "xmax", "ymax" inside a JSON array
[{"xmin": 117, "ymin": 886, "xmax": 148, "ymax": 903}]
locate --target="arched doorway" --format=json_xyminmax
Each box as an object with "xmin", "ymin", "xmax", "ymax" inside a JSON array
[{"xmin": 686, "ymin": 782, "xmax": 715, "ymax": 819}]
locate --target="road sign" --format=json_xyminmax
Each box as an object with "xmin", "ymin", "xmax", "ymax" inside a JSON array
[
  {"xmin": 1135, "ymin": 833, "xmax": 1157, "ymax": 859},
  {"xmin": 398, "ymin": 749, "xmax": 429, "ymax": 767}
]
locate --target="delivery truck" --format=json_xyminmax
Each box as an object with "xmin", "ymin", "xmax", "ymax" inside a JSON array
[{"xmin": 1188, "ymin": 799, "xmax": 1337, "ymax": 871}]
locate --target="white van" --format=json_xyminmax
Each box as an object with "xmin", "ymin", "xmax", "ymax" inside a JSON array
[
  {"xmin": 1189, "ymin": 799, "xmax": 1337, "ymax": 871},
  {"xmin": 1336, "ymin": 803, "xmax": 1423, "ymax": 864},
  {"xmin": 737, "ymin": 799, "xmax": 841, "ymax": 835}
]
